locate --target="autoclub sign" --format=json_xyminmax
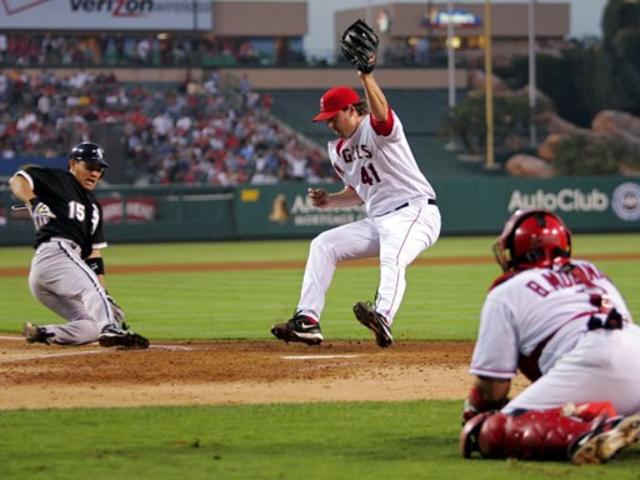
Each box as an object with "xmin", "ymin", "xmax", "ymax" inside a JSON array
[
  {"xmin": 0, "ymin": 0, "xmax": 213, "ymax": 30},
  {"xmin": 507, "ymin": 182, "xmax": 640, "ymax": 224},
  {"xmin": 422, "ymin": 8, "xmax": 482, "ymax": 28}
]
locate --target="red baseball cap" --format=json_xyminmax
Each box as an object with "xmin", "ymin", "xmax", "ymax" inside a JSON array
[{"xmin": 312, "ymin": 86, "xmax": 361, "ymax": 122}]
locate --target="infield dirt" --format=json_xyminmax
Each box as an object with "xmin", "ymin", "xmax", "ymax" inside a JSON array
[
  {"xmin": 0, "ymin": 253, "xmax": 557, "ymax": 411},
  {"xmin": 0, "ymin": 338, "xmax": 529, "ymax": 410}
]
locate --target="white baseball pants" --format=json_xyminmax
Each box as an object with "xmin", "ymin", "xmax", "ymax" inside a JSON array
[
  {"xmin": 297, "ymin": 197, "xmax": 441, "ymax": 323},
  {"xmin": 503, "ymin": 324, "xmax": 640, "ymax": 416}
]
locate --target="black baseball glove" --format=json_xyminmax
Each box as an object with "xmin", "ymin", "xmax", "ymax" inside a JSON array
[{"xmin": 341, "ymin": 19, "xmax": 379, "ymax": 74}]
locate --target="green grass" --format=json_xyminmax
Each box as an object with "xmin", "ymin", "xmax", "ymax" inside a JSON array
[
  {"xmin": 0, "ymin": 240, "xmax": 315, "ymax": 268},
  {"xmin": 1, "ymin": 233, "xmax": 638, "ymax": 268},
  {"xmin": 1, "ymin": 234, "xmax": 639, "ymax": 340},
  {"xmin": 1, "ymin": 401, "xmax": 638, "ymax": 480},
  {"xmin": 1, "ymin": 235, "xmax": 639, "ymax": 478}
]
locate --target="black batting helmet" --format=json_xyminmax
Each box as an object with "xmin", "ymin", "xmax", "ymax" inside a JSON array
[{"xmin": 69, "ymin": 142, "xmax": 110, "ymax": 168}]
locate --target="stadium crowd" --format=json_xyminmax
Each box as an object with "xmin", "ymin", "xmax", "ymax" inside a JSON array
[
  {"xmin": 0, "ymin": 33, "xmax": 305, "ymax": 68},
  {"xmin": 0, "ymin": 33, "xmax": 443, "ymax": 69},
  {"xmin": 0, "ymin": 68, "xmax": 333, "ymax": 185}
]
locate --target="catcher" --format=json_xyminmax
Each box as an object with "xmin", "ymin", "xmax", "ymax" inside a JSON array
[
  {"xmin": 461, "ymin": 209, "xmax": 640, "ymax": 464},
  {"xmin": 271, "ymin": 19, "xmax": 440, "ymax": 347},
  {"xmin": 9, "ymin": 142, "xmax": 149, "ymax": 349}
]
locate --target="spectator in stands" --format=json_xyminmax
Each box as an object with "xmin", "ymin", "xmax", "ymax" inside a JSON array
[
  {"xmin": 103, "ymin": 36, "xmax": 118, "ymax": 65},
  {"xmin": 414, "ymin": 38, "xmax": 430, "ymax": 65},
  {"xmin": 137, "ymin": 37, "xmax": 152, "ymax": 65},
  {"xmin": 203, "ymin": 71, "xmax": 220, "ymax": 95},
  {"xmin": 0, "ymin": 34, "xmax": 7, "ymax": 63},
  {"xmin": 152, "ymin": 110, "xmax": 173, "ymax": 142},
  {"xmin": 69, "ymin": 69, "xmax": 92, "ymax": 89},
  {"xmin": 2, "ymin": 138, "xmax": 16, "ymax": 159},
  {"xmin": 0, "ymin": 70, "xmax": 8, "ymax": 103},
  {"xmin": 239, "ymin": 73, "xmax": 251, "ymax": 93},
  {"xmin": 37, "ymin": 92, "xmax": 51, "ymax": 122}
]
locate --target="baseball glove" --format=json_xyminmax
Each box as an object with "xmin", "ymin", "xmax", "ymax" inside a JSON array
[{"xmin": 341, "ymin": 19, "xmax": 379, "ymax": 74}]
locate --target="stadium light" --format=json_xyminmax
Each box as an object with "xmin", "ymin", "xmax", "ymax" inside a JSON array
[
  {"xmin": 528, "ymin": 0, "xmax": 538, "ymax": 148},
  {"xmin": 484, "ymin": 0, "xmax": 496, "ymax": 169},
  {"xmin": 445, "ymin": 0, "xmax": 458, "ymax": 151},
  {"xmin": 192, "ymin": 0, "xmax": 198, "ymax": 31}
]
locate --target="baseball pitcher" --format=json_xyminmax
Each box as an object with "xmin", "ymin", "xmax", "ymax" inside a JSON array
[
  {"xmin": 9, "ymin": 142, "xmax": 149, "ymax": 349},
  {"xmin": 460, "ymin": 209, "xmax": 640, "ymax": 464},
  {"xmin": 271, "ymin": 19, "xmax": 441, "ymax": 347}
]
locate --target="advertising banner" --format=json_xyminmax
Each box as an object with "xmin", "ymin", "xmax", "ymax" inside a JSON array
[
  {"xmin": 1, "ymin": 177, "xmax": 638, "ymax": 245},
  {"xmin": 234, "ymin": 184, "xmax": 366, "ymax": 238},
  {"xmin": 0, "ymin": 0, "xmax": 213, "ymax": 31},
  {"xmin": 422, "ymin": 8, "xmax": 482, "ymax": 28},
  {"xmin": 437, "ymin": 177, "xmax": 640, "ymax": 234},
  {"xmin": 234, "ymin": 178, "xmax": 640, "ymax": 238},
  {"xmin": 100, "ymin": 197, "xmax": 157, "ymax": 222}
]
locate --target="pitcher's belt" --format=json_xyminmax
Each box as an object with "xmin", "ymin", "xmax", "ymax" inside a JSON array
[{"xmin": 377, "ymin": 198, "xmax": 437, "ymax": 217}]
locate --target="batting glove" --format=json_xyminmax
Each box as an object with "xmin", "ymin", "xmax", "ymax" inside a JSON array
[
  {"xmin": 29, "ymin": 197, "xmax": 56, "ymax": 230},
  {"xmin": 106, "ymin": 293, "xmax": 127, "ymax": 325}
]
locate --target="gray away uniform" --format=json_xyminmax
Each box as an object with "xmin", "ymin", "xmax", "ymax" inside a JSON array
[{"xmin": 17, "ymin": 166, "xmax": 119, "ymax": 345}]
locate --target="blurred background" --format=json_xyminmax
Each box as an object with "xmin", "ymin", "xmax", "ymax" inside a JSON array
[{"xmin": 0, "ymin": 0, "xmax": 638, "ymax": 243}]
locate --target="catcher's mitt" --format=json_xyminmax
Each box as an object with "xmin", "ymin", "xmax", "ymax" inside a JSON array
[{"xmin": 341, "ymin": 19, "xmax": 379, "ymax": 74}]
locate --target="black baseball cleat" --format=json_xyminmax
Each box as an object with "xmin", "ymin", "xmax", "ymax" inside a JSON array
[
  {"xmin": 23, "ymin": 322, "xmax": 54, "ymax": 345},
  {"xmin": 98, "ymin": 326, "xmax": 150, "ymax": 350},
  {"xmin": 271, "ymin": 312, "xmax": 323, "ymax": 346},
  {"xmin": 353, "ymin": 301, "xmax": 393, "ymax": 348},
  {"xmin": 570, "ymin": 414, "xmax": 640, "ymax": 464}
]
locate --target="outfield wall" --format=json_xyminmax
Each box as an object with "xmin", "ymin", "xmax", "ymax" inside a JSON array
[{"xmin": 1, "ymin": 177, "xmax": 639, "ymax": 245}]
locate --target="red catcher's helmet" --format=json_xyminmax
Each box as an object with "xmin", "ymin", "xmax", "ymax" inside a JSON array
[{"xmin": 493, "ymin": 209, "xmax": 572, "ymax": 272}]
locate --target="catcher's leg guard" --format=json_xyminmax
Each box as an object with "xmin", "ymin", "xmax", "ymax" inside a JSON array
[
  {"xmin": 462, "ymin": 408, "xmax": 596, "ymax": 460},
  {"xmin": 460, "ymin": 412, "xmax": 493, "ymax": 458},
  {"xmin": 563, "ymin": 401, "xmax": 617, "ymax": 422}
]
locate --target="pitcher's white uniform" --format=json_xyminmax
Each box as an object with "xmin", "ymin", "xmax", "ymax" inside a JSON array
[
  {"xmin": 297, "ymin": 109, "xmax": 441, "ymax": 323},
  {"xmin": 471, "ymin": 260, "xmax": 640, "ymax": 416}
]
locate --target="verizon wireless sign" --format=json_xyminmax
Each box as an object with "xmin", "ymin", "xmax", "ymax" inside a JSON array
[{"xmin": 1, "ymin": 0, "xmax": 213, "ymax": 30}]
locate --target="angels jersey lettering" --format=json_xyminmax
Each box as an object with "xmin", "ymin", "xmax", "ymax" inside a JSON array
[{"xmin": 328, "ymin": 111, "xmax": 436, "ymax": 217}]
